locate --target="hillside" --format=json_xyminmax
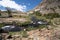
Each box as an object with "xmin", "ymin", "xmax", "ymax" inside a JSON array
[{"xmin": 30, "ymin": 0, "xmax": 60, "ymax": 14}]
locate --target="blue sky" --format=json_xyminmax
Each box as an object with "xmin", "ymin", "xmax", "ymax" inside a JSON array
[{"xmin": 0, "ymin": 0, "xmax": 42, "ymax": 12}]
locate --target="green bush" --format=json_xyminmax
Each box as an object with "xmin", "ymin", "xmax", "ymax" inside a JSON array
[
  {"xmin": 17, "ymin": 21, "xmax": 31, "ymax": 26},
  {"xmin": 53, "ymin": 18, "xmax": 60, "ymax": 25},
  {"xmin": 9, "ymin": 31, "xmax": 28, "ymax": 38},
  {"xmin": 38, "ymin": 25, "xmax": 47, "ymax": 29},
  {"xmin": 44, "ymin": 13, "xmax": 60, "ymax": 19},
  {"xmin": 20, "ymin": 30, "xmax": 28, "ymax": 38},
  {"xmin": 0, "ymin": 23, "xmax": 5, "ymax": 28},
  {"xmin": 26, "ymin": 26, "xmax": 37, "ymax": 31},
  {"xmin": 34, "ymin": 11, "xmax": 42, "ymax": 16}
]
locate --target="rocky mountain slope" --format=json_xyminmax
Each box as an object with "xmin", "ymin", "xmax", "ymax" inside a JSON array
[
  {"xmin": 27, "ymin": 25, "xmax": 60, "ymax": 40},
  {"xmin": 33, "ymin": 0, "xmax": 60, "ymax": 14}
]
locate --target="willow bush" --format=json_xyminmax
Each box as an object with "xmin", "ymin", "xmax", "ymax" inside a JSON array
[{"xmin": 44, "ymin": 13, "xmax": 60, "ymax": 19}]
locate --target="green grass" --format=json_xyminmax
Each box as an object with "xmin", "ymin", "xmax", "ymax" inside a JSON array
[
  {"xmin": 16, "ymin": 21, "xmax": 31, "ymax": 26},
  {"xmin": 19, "ymin": 30, "xmax": 28, "ymax": 38},
  {"xmin": 37, "ymin": 25, "xmax": 47, "ymax": 29},
  {"xmin": 9, "ymin": 30, "xmax": 28, "ymax": 38},
  {"xmin": 26, "ymin": 26, "xmax": 37, "ymax": 31},
  {"xmin": 0, "ymin": 23, "xmax": 5, "ymax": 28}
]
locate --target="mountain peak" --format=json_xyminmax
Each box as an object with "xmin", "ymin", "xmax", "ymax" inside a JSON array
[{"xmin": 29, "ymin": 0, "xmax": 60, "ymax": 14}]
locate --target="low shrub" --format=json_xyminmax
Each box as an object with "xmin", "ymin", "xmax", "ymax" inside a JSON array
[
  {"xmin": 44, "ymin": 13, "xmax": 60, "ymax": 19},
  {"xmin": 0, "ymin": 23, "xmax": 5, "ymax": 28}
]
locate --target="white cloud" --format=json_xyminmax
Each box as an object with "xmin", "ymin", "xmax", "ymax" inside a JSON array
[{"xmin": 0, "ymin": 0, "xmax": 27, "ymax": 12}]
